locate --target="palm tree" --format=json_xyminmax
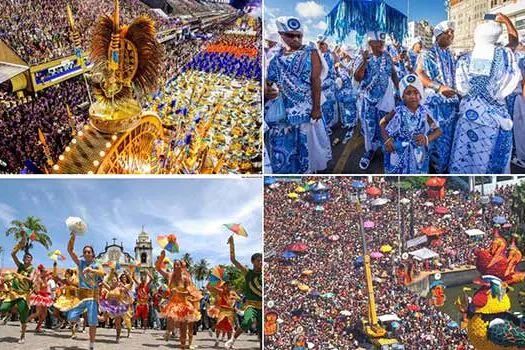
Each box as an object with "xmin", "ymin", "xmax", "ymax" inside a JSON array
[
  {"xmin": 182, "ymin": 253, "xmax": 193, "ymax": 268},
  {"xmin": 225, "ymin": 264, "xmax": 244, "ymax": 292},
  {"xmin": 194, "ymin": 259, "xmax": 210, "ymax": 288},
  {"xmin": 5, "ymin": 216, "xmax": 52, "ymax": 255}
]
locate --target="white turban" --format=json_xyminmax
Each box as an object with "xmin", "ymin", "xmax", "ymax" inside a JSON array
[
  {"xmin": 474, "ymin": 21, "xmax": 502, "ymax": 46},
  {"xmin": 410, "ymin": 36, "xmax": 423, "ymax": 49},
  {"xmin": 470, "ymin": 22, "xmax": 502, "ymax": 75},
  {"xmin": 366, "ymin": 31, "xmax": 387, "ymax": 42},
  {"xmin": 433, "ymin": 21, "xmax": 455, "ymax": 39},
  {"xmin": 276, "ymin": 16, "xmax": 303, "ymax": 33},
  {"xmin": 400, "ymin": 74, "xmax": 424, "ymax": 98},
  {"xmin": 340, "ymin": 44, "xmax": 353, "ymax": 56}
]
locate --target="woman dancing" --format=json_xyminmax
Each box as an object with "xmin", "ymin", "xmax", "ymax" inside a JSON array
[
  {"xmin": 53, "ymin": 267, "xmax": 80, "ymax": 337},
  {"xmin": 156, "ymin": 251, "xmax": 198, "ymax": 349},
  {"xmin": 208, "ymin": 281, "xmax": 240, "ymax": 347},
  {"xmin": 99, "ymin": 274, "xmax": 130, "ymax": 343},
  {"xmin": 119, "ymin": 272, "xmax": 134, "ymax": 338},
  {"xmin": 28, "ymin": 264, "xmax": 54, "ymax": 332}
]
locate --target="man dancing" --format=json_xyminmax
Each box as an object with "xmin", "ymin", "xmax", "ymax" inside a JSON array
[
  {"xmin": 67, "ymin": 233, "xmax": 105, "ymax": 350},
  {"xmin": 0, "ymin": 236, "xmax": 34, "ymax": 343},
  {"xmin": 225, "ymin": 237, "xmax": 262, "ymax": 349}
]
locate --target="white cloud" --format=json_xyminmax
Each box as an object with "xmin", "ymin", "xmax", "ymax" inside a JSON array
[
  {"xmin": 0, "ymin": 203, "xmax": 16, "ymax": 227},
  {"xmin": 295, "ymin": 1, "xmax": 326, "ymax": 18},
  {"xmin": 314, "ymin": 20, "xmax": 328, "ymax": 31},
  {"xmin": 264, "ymin": 5, "xmax": 280, "ymax": 19}
]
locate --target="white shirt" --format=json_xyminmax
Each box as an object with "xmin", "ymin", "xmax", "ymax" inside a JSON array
[{"xmin": 47, "ymin": 279, "xmax": 57, "ymax": 300}]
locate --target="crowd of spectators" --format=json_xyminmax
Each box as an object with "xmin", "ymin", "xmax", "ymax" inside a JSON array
[
  {"xmin": 0, "ymin": 77, "xmax": 89, "ymax": 173},
  {"xmin": 0, "ymin": 0, "xmax": 233, "ymax": 66},
  {"xmin": 264, "ymin": 177, "xmax": 517, "ymax": 349}
]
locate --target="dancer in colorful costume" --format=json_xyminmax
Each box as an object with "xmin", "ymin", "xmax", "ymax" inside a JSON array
[
  {"xmin": 67, "ymin": 233, "xmax": 105, "ymax": 350},
  {"xmin": 119, "ymin": 272, "xmax": 134, "ymax": 338},
  {"xmin": 0, "ymin": 236, "xmax": 34, "ymax": 343},
  {"xmin": 28, "ymin": 264, "xmax": 54, "ymax": 332},
  {"xmin": 208, "ymin": 281, "xmax": 240, "ymax": 347},
  {"xmin": 354, "ymin": 30, "xmax": 399, "ymax": 170},
  {"xmin": 225, "ymin": 237, "xmax": 262, "ymax": 349},
  {"xmin": 336, "ymin": 45, "xmax": 358, "ymax": 144},
  {"xmin": 156, "ymin": 251, "xmax": 198, "ymax": 349},
  {"xmin": 99, "ymin": 274, "xmax": 130, "ymax": 343},
  {"xmin": 318, "ymin": 36, "xmax": 338, "ymax": 134},
  {"xmin": 53, "ymin": 267, "xmax": 80, "ymax": 336},
  {"xmin": 133, "ymin": 270, "xmax": 153, "ymax": 333}
]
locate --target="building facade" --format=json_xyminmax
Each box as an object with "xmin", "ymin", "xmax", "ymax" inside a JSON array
[
  {"xmin": 448, "ymin": 0, "xmax": 490, "ymax": 53},
  {"xmin": 489, "ymin": 0, "xmax": 525, "ymax": 41},
  {"xmin": 94, "ymin": 227, "xmax": 154, "ymax": 275},
  {"xmin": 95, "ymin": 238, "xmax": 135, "ymax": 268},
  {"xmin": 134, "ymin": 226, "xmax": 154, "ymax": 274},
  {"xmin": 407, "ymin": 20, "xmax": 434, "ymax": 49}
]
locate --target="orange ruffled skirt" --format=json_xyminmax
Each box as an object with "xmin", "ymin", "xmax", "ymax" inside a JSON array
[{"xmin": 160, "ymin": 294, "xmax": 198, "ymax": 322}]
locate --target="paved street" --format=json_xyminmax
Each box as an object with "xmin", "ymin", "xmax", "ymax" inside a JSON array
[
  {"xmin": 323, "ymin": 122, "xmax": 525, "ymax": 174},
  {"xmin": 0, "ymin": 322, "xmax": 260, "ymax": 349}
]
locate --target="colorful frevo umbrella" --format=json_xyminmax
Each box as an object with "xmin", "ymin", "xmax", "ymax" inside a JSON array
[
  {"xmin": 209, "ymin": 265, "xmax": 228, "ymax": 286},
  {"xmin": 223, "ymin": 223, "xmax": 248, "ymax": 237},
  {"xmin": 47, "ymin": 250, "xmax": 66, "ymax": 261},
  {"xmin": 157, "ymin": 234, "xmax": 180, "ymax": 253}
]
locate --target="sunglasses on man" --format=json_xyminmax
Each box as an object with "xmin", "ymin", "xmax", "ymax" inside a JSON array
[{"xmin": 283, "ymin": 33, "xmax": 303, "ymax": 39}]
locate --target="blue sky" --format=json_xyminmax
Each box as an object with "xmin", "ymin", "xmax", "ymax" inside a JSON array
[
  {"xmin": 0, "ymin": 178, "xmax": 262, "ymax": 269},
  {"xmin": 265, "ymin": 0, "xmax": 448, "ymax": 42}
]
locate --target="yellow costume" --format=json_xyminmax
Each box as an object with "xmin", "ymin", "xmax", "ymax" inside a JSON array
[{"xmin": 54, "ymin": 275, "xmax": 80, "ymax": 312}]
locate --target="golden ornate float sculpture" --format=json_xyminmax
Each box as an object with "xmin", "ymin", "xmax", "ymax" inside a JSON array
[{"xmin": 89, "ymin": 0, "xmax": 163, "ymax": 134}]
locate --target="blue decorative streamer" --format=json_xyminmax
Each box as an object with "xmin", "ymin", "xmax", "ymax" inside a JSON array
[{"xmin": 324, "ymin": 0, "xmax": 408, "ymax": 45}]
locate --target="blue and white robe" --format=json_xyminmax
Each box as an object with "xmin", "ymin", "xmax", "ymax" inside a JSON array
[
  {"xmin": 384, "ymin": 105, "xmax": 438, "ymax": 174},
  {"xmin": 420, "ymin": 43, "xmax": 460, "ymax": 173},
  {"xmin": 322, "ymin": 50, "xmax": 337, "ymax": 129},
  {"xmin": 408, "ymin": 49, "xmax": 419, "ymax": 72},
  {"xmin": 506, "ymin": 52, "xmax": 525, "ymax": 164},
  {"xmin": 266, "ymin": 44, "xmax": 332, "ymax": 174},
  {"xmin": 354, "ymin": 52, "xmax": 394, "ymax": 153},
  {"xmin": 336, "ymin": 59, "xmax": 357, "ymax": 130},
  {"xmin": 388, "ymin": 44, "xmax": 408, "ymax": 80},
  {"xmin": 449, "ymin": 46, "xmax": 521, "ymax": 174}
]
